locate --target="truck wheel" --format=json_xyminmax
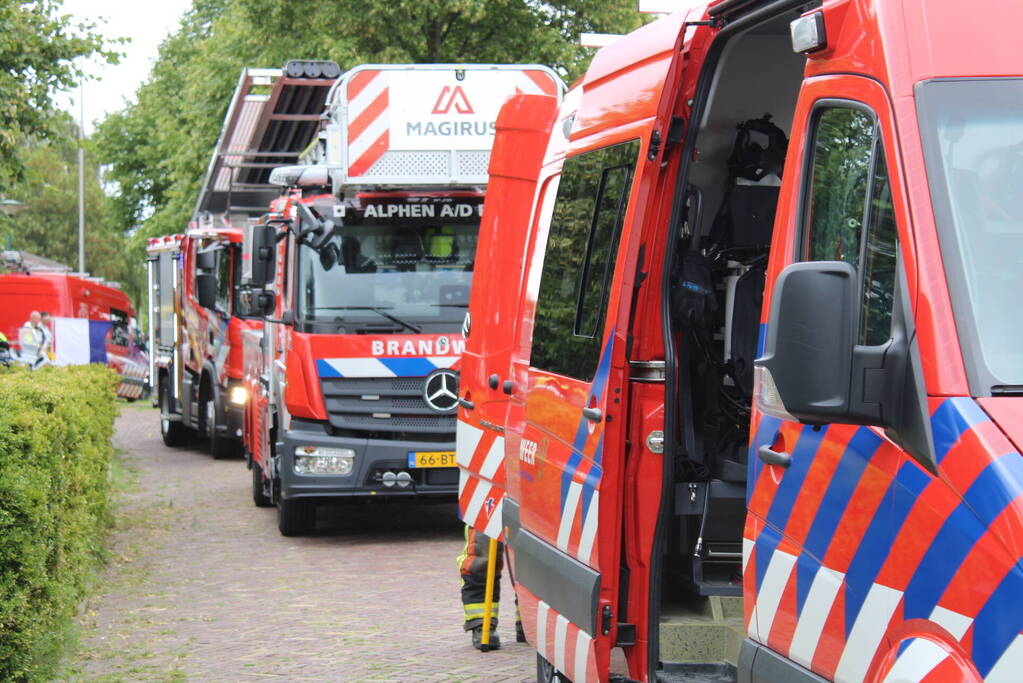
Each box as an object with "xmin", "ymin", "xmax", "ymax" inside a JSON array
[
  {"xmin": 277, "ymin": 498, "xmax": 315, "ymax": 536},
  {"xmin": 252, "ymin": 463, "xmax": 273, "ymax": 508},
  {"xmin": 208, "ymin": 394, "xmax": 240, "ymax": 460},
  {"xmin": 536, "ymin": 654, "xmax": 570, "ymax": 683},
  {"xmin": 159, "ymin": 381, "xmax": 191, "ymax": 447}
]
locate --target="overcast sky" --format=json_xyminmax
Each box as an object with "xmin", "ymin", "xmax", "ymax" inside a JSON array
[{"xmin": 55, "ymin": 0, "xmax": 194, "ymax": 135}]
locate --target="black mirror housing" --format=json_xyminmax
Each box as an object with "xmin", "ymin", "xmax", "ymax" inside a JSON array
[
  {"xmin": 756, "ymin": 261, "xmax": 859, "ymax": 423},
  {"xmin": 196, "ymin": 247, "xmax": 218, "ymax": 271},
  {"xmin": 755, "ymin": 260, "xmax": 937, "ymax": 472},
  {"xmin": 255, "ymin": 290, "xmax": 275, "ymax": 317},
  {"xmin": 246, "ymin": 224, "xmax": 277, "ymax": 287},
  {"xmin": 196, "ymin": 272, "xmax": 217, "ymax": 311}
]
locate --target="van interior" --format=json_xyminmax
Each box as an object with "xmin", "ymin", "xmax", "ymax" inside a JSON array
[{"xmin": 654, "ymin": 4, "xmax": 810, "ymax": 677}]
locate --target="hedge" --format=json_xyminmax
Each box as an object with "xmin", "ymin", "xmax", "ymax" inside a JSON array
[{"xmin": 0, "ymin": 364, "xmax": 118, "ymax": 681}]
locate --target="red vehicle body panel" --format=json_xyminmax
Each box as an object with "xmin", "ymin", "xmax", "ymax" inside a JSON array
[
  {"xmin": 0, "ymin": 271, "xmax": 148, "ymax": 396},
  {"xmin": 176, "ymin": 227, "xmax": 255, "ymax": 384},
  {"xmin": 148, "ymin": 226, "xmax": 260, "ymax": 447},
  {"xmin": 456, "ymin": 92, "xmax": 561, "ymax": 539},
  {"xmin": 462, "ymin": 1, "xmax": 1023, "ymax": 682}
]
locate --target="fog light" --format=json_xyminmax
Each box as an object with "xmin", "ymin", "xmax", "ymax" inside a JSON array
[
  {"xmin": 396, "ymin": 471, "xmax": 412, "ymax": 488},
  {"xmin": 294, "ymin": 446, "xmax": 355, "ymax": 475},
  {"xmin": 382, "ymin": 471, "xmax": 397, "ymax": 487},
  {"xmin": 229, "ymin": 386, "xmax": 248, "ymax": 405}
]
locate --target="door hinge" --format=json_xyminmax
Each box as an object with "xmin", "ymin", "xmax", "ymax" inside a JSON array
[
  {"xmin": 601, "ymin": 604, "xmax": 614, "ymax": 636},
  {"xmin": 647, "ymin": 129, "xmax": 662, "ymax": 161}
]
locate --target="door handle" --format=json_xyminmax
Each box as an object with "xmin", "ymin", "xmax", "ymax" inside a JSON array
[
  {"xmin": 502, "ymin": 380, "xmax": 514, "ymax": 395},
  {"xmin": 488, "ymin": 374, "xmax": 500, "ymax": 390},
  {"xmin": 458, "ymin": 397, "xmax": 475, "ymax": 410},
  {"xmin": 582, "ymin": 406, "xmax": 602, "ymax": 423},
  {"xmin": 757, "ymin": 445, "xmax": 791, "ymax": 468}
]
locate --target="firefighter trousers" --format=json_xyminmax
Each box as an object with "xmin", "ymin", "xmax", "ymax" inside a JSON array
[{"xmin": 457, "ymin": 525, "xmax": 520, "ymax": 631}]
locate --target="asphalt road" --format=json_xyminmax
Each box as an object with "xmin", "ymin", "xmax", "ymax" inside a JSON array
[{"xmin": 64, "ymin": 405, "xmax": 533, "ymax": 681}]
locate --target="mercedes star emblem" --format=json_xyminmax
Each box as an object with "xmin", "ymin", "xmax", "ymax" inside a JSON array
[{"xmin": 423, "ymin": 369, "xmax": 459, "ymax": 413}]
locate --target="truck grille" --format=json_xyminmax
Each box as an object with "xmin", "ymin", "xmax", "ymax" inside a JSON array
[{"xmin": 319, "ymin": 377, "xmax": 456, "ymax": 435}]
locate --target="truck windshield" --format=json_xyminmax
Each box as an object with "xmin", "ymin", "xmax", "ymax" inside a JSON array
[
  {"xmin": 297, "ymin": 221, "xmax": 477, "ymax": 329},
  {"xmin": 918, "ymin": 78, "xmax": 1023, "ymax": 392}
]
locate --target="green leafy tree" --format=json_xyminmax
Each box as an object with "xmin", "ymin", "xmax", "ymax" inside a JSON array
[
  {"xmin": 3, "ymin": 117, "xmax": 142, "ymax": 303},
  {"xmin": 0, "ymin": 0, "xmax": 117, "ymax": 187}
]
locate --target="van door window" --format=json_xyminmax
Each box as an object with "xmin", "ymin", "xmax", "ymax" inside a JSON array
[
  {"xmin": 576, "ymin": 162, "xmax": 632, "ymax": 337},
  {"xmin": 532, "ymin": 139, "xmax": 639, "ymax": 380},
  {"xmin": 802, "ymin": 106, "xmax": 897, "ymax": 345}
]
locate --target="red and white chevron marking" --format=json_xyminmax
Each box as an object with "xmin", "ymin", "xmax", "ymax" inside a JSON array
[
  {"xmin": 344, "ymin": 68, "xmax": 560, "ymax": 178},
  {"xmin": 741, "ymin": 531, "xmax": 1006, "ymax": 683},
  {"xmin": 111, "ymin": 353, "xmax": 148, "ymax": 400},
  {"xmin": 531, "ymin": 598, "xmax": 598, "ymax": 683},
  {"xmin": 456, "ymin": 420, "xmax": 505, "ymax": 539},
  {"xmin": 555, "ymin": 480, "xmax": 600, "ymax": 567},
  {"xmin": 345, "ymin": 69, "xmax": 389, "ymax": 177}
]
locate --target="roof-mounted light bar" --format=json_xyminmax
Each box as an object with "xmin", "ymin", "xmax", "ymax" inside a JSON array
[
  {"xmin": 283, "ymin": 60, "xmax": 341, "ymax": 80},
  {"xmin": 269, "ymin": 164, "xmax": 330, "ymax": 188}
]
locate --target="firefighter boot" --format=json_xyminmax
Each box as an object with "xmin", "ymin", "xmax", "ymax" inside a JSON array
[{"xmin": 471, "ymin": 625, "xmax": 501, "ymax": 651}]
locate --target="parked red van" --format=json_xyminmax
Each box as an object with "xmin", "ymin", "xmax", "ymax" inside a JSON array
[
  {"xmin": 0, "ymin": 254, "xmax": 148, "ymax": 398},
  {"xmin": 459, "ymin": 1, "xmax": 1023, "ymax": 682}
]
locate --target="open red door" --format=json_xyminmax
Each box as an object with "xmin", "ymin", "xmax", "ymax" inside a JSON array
[{"xmin": 457, "ymin": 93, "xmax": 561, "ymax": 539}]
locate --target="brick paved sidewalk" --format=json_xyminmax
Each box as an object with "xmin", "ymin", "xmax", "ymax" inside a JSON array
[{"xmin": 64, "ymin": 406, "xmax": 534, "ymax": 682}]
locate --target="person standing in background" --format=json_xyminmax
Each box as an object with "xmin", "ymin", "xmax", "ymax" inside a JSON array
[
  {"xmin": 18, "ymin": 311, "xmax": 44, "ymax": 368},
  {"xmin": 39, "ymin": 311, "xmax": 54, "ymax": 362}
]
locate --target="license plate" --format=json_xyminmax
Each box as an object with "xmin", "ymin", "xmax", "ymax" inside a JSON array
[{"xmin": 408, "ymin": 451, "xmax": 456, "ymax": 468}]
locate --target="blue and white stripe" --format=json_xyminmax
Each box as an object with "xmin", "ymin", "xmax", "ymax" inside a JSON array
[{"xmin": 316, "ymin": 355, "xmax": 458, "ymax": 378}]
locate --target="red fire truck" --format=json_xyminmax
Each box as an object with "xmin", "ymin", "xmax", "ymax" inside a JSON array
[
  {"xmin": 240, "ymin": 64, "xmax": 563, "ymax": 535},
  {"xmin": 0, "ymin": 251, "xmax": 148, "ymax": 396},
  {"xmin": 147, "ymin": 64, "xmax": 337, "ymax": 457},
  {"xmin": 459, "ymin": 1, "xmax": 1023, "ymax": 682}
]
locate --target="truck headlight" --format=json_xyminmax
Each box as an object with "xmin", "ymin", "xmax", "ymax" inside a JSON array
[
  {"xmin": 229, "ymin": 386, "xmax": 248, "ymax": 405},
  {"xmin": 294, "ymin": 446, "xmax": 355, "ymax": 475}
]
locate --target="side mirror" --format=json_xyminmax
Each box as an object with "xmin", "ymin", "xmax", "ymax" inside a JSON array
[
  {"xmin": 196, "ymin": 247, "xmax": 218, "ymax": 271},
  {"xmin": 255, "ymin": 290, "xmax": 275, "ymax": 317},
  {"xmin": 246, "ymin": 224, "xmax": 277, "ymax": 287},
  {"xmin": 296, "ymin": 203, "xmax": 339, "ymax": 250},
  {"xmin": 196, "ymin": 272, "xmax": 217, "ymax": 311},
  {"xmin": 755, "ymin": 261, "xmax": 858, "ymax": 423},
  {"xmin": 754, "ymin": 260, "xmax": 936, "ymax": 471}
]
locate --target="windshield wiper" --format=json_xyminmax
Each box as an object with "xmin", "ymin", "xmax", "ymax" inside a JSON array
[
  {"xmin": 306, "ymin": 306, "xmax": 422, "ymax": 334},
  {"xmin": 434, "ymin": 303, "xmax": 468, "ymax": 308}
]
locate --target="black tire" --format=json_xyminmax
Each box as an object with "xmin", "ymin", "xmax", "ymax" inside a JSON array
[
  {"xmin": 159, "ymin": 381, "xmax": 191, "ymax": 447},
  {"xmin": 537, "ymin": 654, "xmax": 570, "ymax": 683},
  {"xmin": 252, "ymin": 462, "xmax": 273, "ymax": 508},
  {"xmin": 208, "ymin": 393, "xmax": 240, "ymax": 460},
  {"xmin": 277, "ymin": 498, "xmax": 315, "ymax": 536}
]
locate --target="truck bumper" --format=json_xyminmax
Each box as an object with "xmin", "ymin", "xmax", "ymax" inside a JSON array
[{"xmin": 277, "ymin": 418, "xmax": 458, "ymax": 501}]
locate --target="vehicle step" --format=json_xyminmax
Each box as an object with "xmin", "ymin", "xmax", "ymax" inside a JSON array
[
  {"xmin": 659, "ymin": 595, "xmax": 744, "ymax": 664},
  {"xmin": 656, "ymin": 662, "xmax": 737, "ymax": 683}
]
